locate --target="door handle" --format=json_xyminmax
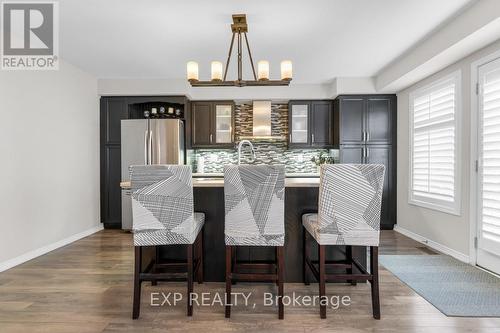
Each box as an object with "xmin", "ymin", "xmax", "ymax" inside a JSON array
[
  {"xmin": 366, "ymin": 147, "xmax": 369, "ymax": 159},
  {"xmin": 312, "ymin": 134, "xmax": 315, "ymax": 143},
  {"xmin": 210, "ymin": 134, "xmax": 213, "ymax": 143}
]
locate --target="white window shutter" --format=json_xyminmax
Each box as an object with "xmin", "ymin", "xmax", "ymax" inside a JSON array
[{"xmin": 409, "ymin": 72, "xmax": 460, "ymax": 214}]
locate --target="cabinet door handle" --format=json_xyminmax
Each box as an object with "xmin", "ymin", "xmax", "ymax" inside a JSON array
[
  {"xmin": 312, "ymin": 134, "xmax": 315, "ymax": 143},
  {"xmin": 366, "ymin": 147, "xmax": 369, "ymax": 159},
  {"xmin": 210, "ymin": 134, "xmax": 213, "ymax": 143}
]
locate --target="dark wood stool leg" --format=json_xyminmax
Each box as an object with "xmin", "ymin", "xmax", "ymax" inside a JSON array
[
  {"xmin": 225, "ymin": 245, "xmax": 232, "ymax": 318},
  {"xmin": 346, "ymin": 245, "xmax": 356, "ymax": 286},
  {"xmin": 231, "ymin": 246, "xmax": 237, "ymax": 285},
  {"xmin": 275, "ymin": 247, "xmax": 279, "ymax": 286},
  {"xmin": 132, "ymin": 246, "xmax": 142, "ymax": 319},
  {"xmin": 277, "ymin": 246, "xmax": 284, "ymax": 320},
  {"xmin": 197, "ymin": 231, "xmax": 204, "ymax": 284},
  {"xmin": 152, "ymin": 246, "xmax": 159, "ymax": 286},
  {"xmin": 187, "ymin": 244, "xmax": 194, "ymax": 317},
  {"xmin": 319, "ymin": 244, "xmax": 326, "ymax": 319},
  {"xmin": 370, "ymin": 246, "xmax": 380, "ymax": 319},
  {"xmin": 303, "ymin": 228, "xmax": 310, "ymax": 285}
]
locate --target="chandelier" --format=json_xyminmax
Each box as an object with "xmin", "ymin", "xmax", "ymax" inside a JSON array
[{"xmin": 186, "ymin": 14, "xmax": 292, "ymax": 87}]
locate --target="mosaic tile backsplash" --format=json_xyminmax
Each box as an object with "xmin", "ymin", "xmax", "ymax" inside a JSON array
[{"xmin": 187, "ymin": 102, "xmax": 339, "ymax": 174}]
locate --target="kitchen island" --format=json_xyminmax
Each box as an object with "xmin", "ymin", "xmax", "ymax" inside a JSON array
[{"xmin": 120, "ymin": 176, "xmax": 367, "ymax": 282}]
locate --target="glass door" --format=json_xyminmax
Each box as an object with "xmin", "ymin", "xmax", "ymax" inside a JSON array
[
  {"xmin": 214, "ymin": 104, "xmax": 233, "ymax": 144},
  {"xmin": 290, "ymin": 104, "xmax": 309, "ymax": 144},
  {"xmin": 476, "ymin": 57, "xmax": 500, "ymax": 275}
]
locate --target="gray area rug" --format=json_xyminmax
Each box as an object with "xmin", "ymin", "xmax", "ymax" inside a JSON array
[{"xmin": 380, "ymin": 255, "xmax": 500, "ymax": 317}]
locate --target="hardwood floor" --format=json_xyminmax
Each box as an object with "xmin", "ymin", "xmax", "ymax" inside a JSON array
[{"xmin": 0, "ymin": 230, "xmax": 499, "ymax": 332}]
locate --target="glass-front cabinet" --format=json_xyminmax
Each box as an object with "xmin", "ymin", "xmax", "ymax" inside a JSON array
[
  {"xmin": 215, "ymin": 104, "xmax": 233, "ymax": 144},
  {"xmin": 290, "ymin": 103, "xmax": 309, "ymax": 144},
  {"xmin": 191, "ymin": 101, "xmax": 234, "ymax": 148},
  {"xmin": 288, "ymin": 100, "xmax": 334, "ymax": 148}
]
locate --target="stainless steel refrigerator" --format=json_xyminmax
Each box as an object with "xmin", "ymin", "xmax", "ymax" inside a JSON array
[{"xmin": 120, "ymin": 119, "xmax": 185, "ymax": 229}]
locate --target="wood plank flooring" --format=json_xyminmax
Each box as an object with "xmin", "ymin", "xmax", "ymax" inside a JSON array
[{"xmin": 0, "ymin": 230, "xmax": 499, "ymax": 332}]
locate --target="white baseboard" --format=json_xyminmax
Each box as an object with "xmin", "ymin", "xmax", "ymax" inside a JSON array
[
  {"xmin": 393, "ymin": 225, "xmax": 470, "ymax": 263},
  {"xmin": 0, "ymin": 225, "xmax": 104, "ymax": 272}
]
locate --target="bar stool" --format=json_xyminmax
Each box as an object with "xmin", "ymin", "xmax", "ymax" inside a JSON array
[
  {"xmin": 224, "ymin": 165, "xmax": 285, "ymax": 319},
  {"xmin": 302, "ymin": 164, "xmax": 385, "ymax": 319},
  {"xmin": 130, "ymin": 165, "xmax": 204, "ymax": 319}
]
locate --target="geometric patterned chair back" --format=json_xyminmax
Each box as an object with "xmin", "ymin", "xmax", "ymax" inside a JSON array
[
  {"xmin": 224, "ymin": 165, "xmax": 285, "ymax": 246},
  {"xmin": 130, "ymin": 165, "xmax": 196, "ymax": 244},
  {"xmin": 318, "ymin": 164, "xmax": 385, "ymax": 246}
]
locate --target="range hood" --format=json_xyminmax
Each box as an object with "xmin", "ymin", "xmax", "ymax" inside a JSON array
[{"xmin": 238, "ymin": 101, "xmax": 286, "ymax": 140}]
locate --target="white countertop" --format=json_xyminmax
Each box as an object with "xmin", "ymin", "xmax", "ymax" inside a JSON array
[
  {"xmin": 192, "ymin": 172, "xmax": 320, "ymax": 178},
  {"xmin": 120, "ymin": 176, "xmax": 319, "ymax": 189}
]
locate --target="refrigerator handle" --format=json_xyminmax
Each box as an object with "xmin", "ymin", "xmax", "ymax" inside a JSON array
[
  {"xmin": 144, "ymin": 130, "xmax": 148, "ymax": 165},
  {"xmin": 148, "ymin": 130, "xmax": 153, "ymax": 164}
]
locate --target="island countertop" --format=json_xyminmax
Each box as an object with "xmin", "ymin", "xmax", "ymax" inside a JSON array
[{"xmin": 120, "ymin": 176, "xmax": 320, "ymax": 189}]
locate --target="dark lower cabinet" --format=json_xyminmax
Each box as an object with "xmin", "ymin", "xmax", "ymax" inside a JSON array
[
  {"xmin": 366, "ymin": 145, "xmax": 394, "ymax": 230},
  {"xmin": 339, "ymin": 145, "xmax": 364, "ymax": 164},
  {"xmin": 101, "ymin": 145, "xmax": 122, "ymax": 228},
  {"xmin": 340, "ymin": 144, "xmax": 395, "ymax": 229}
]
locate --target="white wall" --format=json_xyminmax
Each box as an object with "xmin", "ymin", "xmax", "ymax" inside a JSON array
[
  {"xmin": 396, "ymin": 39, "xmax": 500, "ymax": 259},
  {"xmin": 0, "ymin": 61, "xmax": 100, "ymax": 270}
]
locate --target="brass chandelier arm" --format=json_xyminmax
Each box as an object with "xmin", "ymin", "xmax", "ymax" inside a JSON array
[
  {"xmin": 243, "ymin": 32, "xmax": 257, "ymax": 81},
  {"xmin": 223, "ymin": 32, "xmax": 236, "ymax": 82},
  {"xmin": 237, "ymin": 31, "xmax": 242, "ymax": 81}
]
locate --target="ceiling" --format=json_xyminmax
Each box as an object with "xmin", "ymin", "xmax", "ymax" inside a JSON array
[{"xmin": 60, "ymin": 0, "xmax": 474, "ymax": 84}]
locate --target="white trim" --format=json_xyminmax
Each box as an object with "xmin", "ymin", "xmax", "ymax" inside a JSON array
[
  {"xmin": 407, "ymin": 70, "xmax": 462, "ymax": 216},
  {"xmin": 470, "ymin": 48, "xmax": 500, "ymax": 268},
  {"xmin": 394, "ymin": 225, "xmax": 470, "ymax": 263},
  {"xmin": 0, "ymin": 225, "xmax": 104, "ymax": 272}
]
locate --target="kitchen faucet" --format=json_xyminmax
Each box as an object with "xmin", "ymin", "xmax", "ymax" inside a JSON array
[{"xmin": 237, "ymin": 140, "xmax": 256, "ymax": 165}]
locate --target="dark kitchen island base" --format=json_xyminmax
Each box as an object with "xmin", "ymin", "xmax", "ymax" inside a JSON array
[{"xmin": 155, "ymin": 186, "xmax": 367, "ymax": 282}]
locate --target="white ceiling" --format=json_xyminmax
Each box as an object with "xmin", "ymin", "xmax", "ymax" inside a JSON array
[{"xmin": 60, "ymin": 0, "xmax": 474, "ymax": 84}]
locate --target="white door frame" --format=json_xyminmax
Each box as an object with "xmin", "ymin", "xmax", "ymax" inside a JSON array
[{"xmin": 469, "ymin": 49, "xmax": 500, "ymax": 267}]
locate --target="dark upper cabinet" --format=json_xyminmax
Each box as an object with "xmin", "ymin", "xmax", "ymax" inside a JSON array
[
  {"xmin": 336, "ymin": 95, "xmax": 395, "ymax": 145},
  {"xmin": 366, "ymin": 97, "xmax": 393, "ymax": 144},
  {"xmin": 191, "ymin": 101, "xmax": 234, "ymax": 148},
  {"xmin": 338, "ymin": 98, "xmax": 364, "ymax": 144},
  {"xmin": 311, "ymin": 101, "xmax": 333, "ymax": 147},
  {"xmin": 289, "ymin": 100, "xmax": 335, "ymax": 148},
  {"xmin": 192, "ymin": 102, "xmax": 212, "ymax": 146}
]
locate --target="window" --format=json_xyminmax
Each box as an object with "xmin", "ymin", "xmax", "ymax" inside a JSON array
[{"xmin": 409, "ymin": 71, "xmax": 461, "ymax": 215}]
